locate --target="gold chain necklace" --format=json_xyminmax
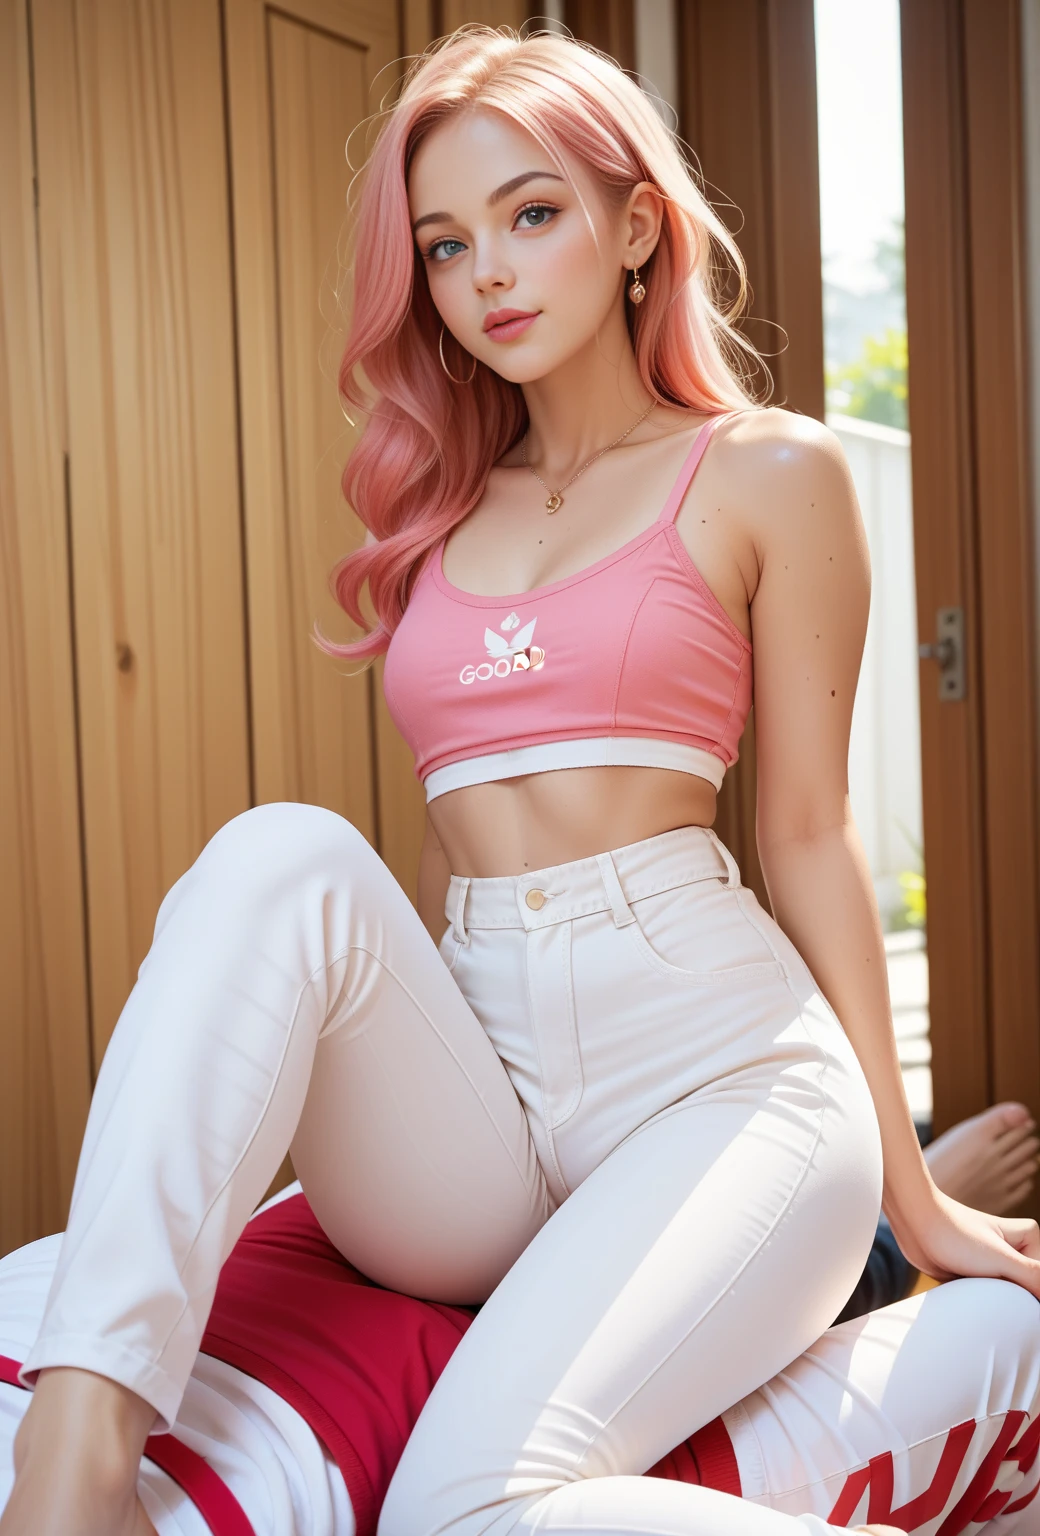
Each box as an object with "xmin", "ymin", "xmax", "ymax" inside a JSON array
[{"xmin": 521, "ymin": 400, "xmax": 656, "ymax": 514}]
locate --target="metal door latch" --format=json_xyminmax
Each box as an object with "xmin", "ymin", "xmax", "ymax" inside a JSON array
[{"xmin": 918, "ymin": 606, "xmax": 965, "ymax": 700}]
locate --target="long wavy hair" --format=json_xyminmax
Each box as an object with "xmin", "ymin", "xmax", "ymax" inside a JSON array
[{"xmin": 325, "ymin": 25, "xmax": 763, "ymax": 659}]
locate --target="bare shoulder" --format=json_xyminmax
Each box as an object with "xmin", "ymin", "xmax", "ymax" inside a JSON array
[
  {"xmin": 696, "ymin": 407, "xmax": 865, "ymax": 602},
  {"xmin": 712, "ymin": 406, "xmax": 853, "ymax": 518}
]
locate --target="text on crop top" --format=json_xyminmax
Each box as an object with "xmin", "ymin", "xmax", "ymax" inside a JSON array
[{"xmin": 382, "ymin": 413, "xmax": 753, "ymax": 802}]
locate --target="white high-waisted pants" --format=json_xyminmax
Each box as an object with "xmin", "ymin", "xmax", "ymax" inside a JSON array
[
  {"xmin": 5, "ymin": 1228, "xmax": 1040, "ymax": 1532},
  {"xmin": 25, "ymin": 806, "xmax": 895, "ymax": 1535}
]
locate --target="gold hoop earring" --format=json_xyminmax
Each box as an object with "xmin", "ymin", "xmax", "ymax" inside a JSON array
[
  {"xmin": 628, "ymin": 265, "xmax": 647, "ymax": 305},
  {"xmin": 439, "ymin": 323, "xmax": 476, "ymax": 384}
]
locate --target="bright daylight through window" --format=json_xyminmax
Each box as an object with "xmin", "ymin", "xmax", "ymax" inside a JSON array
[{"xmin": 816, "ymin": 0, "xmax": 930, "ymax": 1129}]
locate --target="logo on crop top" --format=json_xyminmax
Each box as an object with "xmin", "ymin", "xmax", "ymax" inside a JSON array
[{"xmin": 459, "ymin": 612, "xmax": 546, "ymax": 684}]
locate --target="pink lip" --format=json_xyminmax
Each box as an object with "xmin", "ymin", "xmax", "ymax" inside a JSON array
[{"xmin": 483, "ymin": 309, "xmax": 539, "ymax": 341}]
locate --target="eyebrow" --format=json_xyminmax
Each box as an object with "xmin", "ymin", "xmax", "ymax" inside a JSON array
[{"xmin": 411, "ymin": 170, "xmax": 566, "ymax": 234}]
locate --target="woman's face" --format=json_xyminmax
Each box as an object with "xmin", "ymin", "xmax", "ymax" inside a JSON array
[{"xmin": 407, "ymin": 108, "xmax": 650, "ymax": 383}]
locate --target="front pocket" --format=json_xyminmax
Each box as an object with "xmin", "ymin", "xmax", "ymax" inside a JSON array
[
  {"xmin": 625, "ymin": 881, "xmax": 787, "ymax": 984},
  {"xmin": 437, "ymin": 924, "xmax": 463, "ymax": 974}
]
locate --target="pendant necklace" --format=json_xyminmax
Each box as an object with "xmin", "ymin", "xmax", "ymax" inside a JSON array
[{"xmin": 521, "ymin": 400, "xmax": 656, "ymax": 514}]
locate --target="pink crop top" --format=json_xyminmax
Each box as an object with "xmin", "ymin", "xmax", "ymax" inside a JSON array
[{"xmin": 382, "ymin": 414, "xmax": 753, "ymax": 802}]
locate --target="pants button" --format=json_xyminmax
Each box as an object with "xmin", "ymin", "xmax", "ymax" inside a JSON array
[{"xmin": 525, "ymin": 888, "xmax": 547, "ymax": 911}]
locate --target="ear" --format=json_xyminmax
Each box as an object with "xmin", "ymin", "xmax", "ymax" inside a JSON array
[{"xmin": 622, "ymin": 181, "xmax": 664, "ymax": 270}]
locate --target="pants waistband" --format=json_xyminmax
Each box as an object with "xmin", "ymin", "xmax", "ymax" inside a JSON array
[{"xmin": 445, "ymin": 826, "xmax": 740, "ymax": 942}]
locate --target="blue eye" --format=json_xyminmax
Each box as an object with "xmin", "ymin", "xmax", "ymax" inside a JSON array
[{"xmin": 427, "ymin": 238, "xmax": 466, "ymax": 263}]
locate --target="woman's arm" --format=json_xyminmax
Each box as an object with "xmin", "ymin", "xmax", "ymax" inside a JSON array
[
  {"xmin": 417, "ymin": 814, "xmax": 452, "ymax": 943},
  {"xmin": 733, "ymin": 409, "xmax": 1040, "ymax": 1295}
]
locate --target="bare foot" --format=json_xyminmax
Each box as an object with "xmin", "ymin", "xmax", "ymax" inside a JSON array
[
  {"xmin": 925, "ymin": 1102, "xmax": 1039, "ymax": 1214},
  {"xmin": 0, "ymin": 1368, "xmax": 157, "ymax": 1536}
]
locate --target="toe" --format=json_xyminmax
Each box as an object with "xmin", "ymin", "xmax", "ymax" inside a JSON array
[
  {"xmin": 996, "ymin": 1124, "xmax": 1040, "ymax": 1162},
  {"xmin": 989, "ymin": 1101, "xmax": 1034, "ymax": 1133},
  {"xmin": 1003, "ymin": 1135, "xmax": 1040, "ymax": 1170}
]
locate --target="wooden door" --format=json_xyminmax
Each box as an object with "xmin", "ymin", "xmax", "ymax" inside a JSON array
[
  {"xmin": 224, "ymin": 0, "xmax": 433, "ymax": 895},
  {"xmin": 0, "ymin": 1, "xmax": 92, "ymax": 1256},
  {"xmin": 30, "ymin": 0, "xmax": 253, "ymax": 1062},
  {"xmin": 902, "ymin": 0, "xmax": 1039, "ymax": 1147}
]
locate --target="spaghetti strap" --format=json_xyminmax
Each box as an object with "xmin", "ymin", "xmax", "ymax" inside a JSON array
[{"xmin": 657, "ymin": 412, "xmax": 741, "ymax": 526}]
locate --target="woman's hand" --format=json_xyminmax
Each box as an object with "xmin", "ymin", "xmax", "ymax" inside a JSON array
[{"xmin": 890, "ymin": 1187, "xmax": 1040, "ymax": 1298}]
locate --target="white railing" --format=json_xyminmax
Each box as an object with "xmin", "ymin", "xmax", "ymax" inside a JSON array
[{"xmin": 827, "ymin": 414, "xmax": 922, "ymax": 926}]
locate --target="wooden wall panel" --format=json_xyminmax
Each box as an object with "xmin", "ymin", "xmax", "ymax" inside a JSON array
[
  {"xmin": 224, "ymin": 0, "xmax": 398, "ymax": 848},
  {"xmin": 677, "ymin": 0, "xmax": 825, "ymax": 420},
  {"xmin": 266, "ymin": 9, "xmax": 380, "ymax": 827},
  {"xmin": 675, "ymin": 0, "xmax": 825, "ymax": 911},
  {"xmin": 565, "ymin": 0, "xmax": 635, "ymax": 71},
  {"xmin": 411, "ymin": 0, "xmax": 540, "ymax": 54},
  {"xmin": 403, "ymin": 0, "xmax": 435, "ymax": 56},
  {"xmin": 0, "ymin": 1, "xmax": 92, "ymax": 1256},
  {"xmin": 31, "ymin": 0, "xmax": 253, "ymax": 1061},
  {"xmin": 227, "ymin": 0, "xmax": 410, "ymax": 1203},
  {"xmin": 440, "ymin": 0, "xmax": 531, "ymax": 32},
  {"xmin": 372, "ymin": 657, "xmax": 428, "ymax": 899}
]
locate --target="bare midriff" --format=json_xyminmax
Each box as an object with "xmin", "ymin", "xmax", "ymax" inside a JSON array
[{"xmin": 427, "ymin": 763, "xmax": 718, "ymax": 878}]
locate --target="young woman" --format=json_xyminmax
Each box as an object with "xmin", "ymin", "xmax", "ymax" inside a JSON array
[{"xmin": 4, "ymin": 26, "xmax": 1039, "ymax": 1536}]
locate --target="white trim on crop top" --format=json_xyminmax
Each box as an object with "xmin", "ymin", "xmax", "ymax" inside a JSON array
[{"xmin": 422, "ymin": 738, "xmax": 726, "ymax": 802}]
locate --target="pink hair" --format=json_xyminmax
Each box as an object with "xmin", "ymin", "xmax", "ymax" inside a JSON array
[{"xmin": 324, "ymin": 26, "xmax": 762, "ymax": 659}]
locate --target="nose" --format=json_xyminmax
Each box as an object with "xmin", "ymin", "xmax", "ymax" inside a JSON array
[{"xmin": 471, "ymin": 235, "xmax": 514, "ymax": 296}]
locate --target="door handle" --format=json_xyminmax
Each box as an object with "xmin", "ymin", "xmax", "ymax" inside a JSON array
[{"xmin": 918, "ymin": 606, "xmax": 965, "ymax": 700}]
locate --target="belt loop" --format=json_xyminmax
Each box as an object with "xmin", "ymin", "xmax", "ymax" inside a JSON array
[
  {"xmin": 450, "ymin": 877, "xmax": 471, "ymax": 944},
  {"xmin": 596, "ymin": 852, "xmax": 636, "ymax": 928},
  {"xmin": 706, "ymin": 828, "xmax": 742, "ymax": 887}
]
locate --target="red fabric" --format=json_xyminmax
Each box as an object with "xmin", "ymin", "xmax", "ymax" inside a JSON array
[
  {"xmin": 647, "ymin": 1416, "xmax": 741, "ymax": 1495},
  {"xmin": 890, "ymin": 1420, "xmax": 975, "ymax": 1528},
  {"xmin": 5, "ymin": 1201, "xmax": 1038, "ymax": 1534},
  {"xmin": 1011, "ymin": 1408, "xmax": 1040, "ymax": 1474},
  {"xmin": 139, "ymin": 1435, "xmax": 255, "ymax": 1536},
  {"xmin": 0, "ymin": 1354, "xmax": 255, "ymax": 1536},
  {"xmin": 1004, "ymin": 1479, "xmax": 1040, "ymax": 1516},
  {"xmin": 5, "ymin": 1207, "xmax": 1038, "ymax": 1535},
  {"xmin": 936, "ymin": 1411, "xmax": 1026, "ymax": 1536},
  {"xmin": 827, "ymin": 1465, "xmax": 872, "ymax": 1526},
  {"xmin": 866, "ymin": 1451, "xmax": 895, "ymax": 1524},
  {"xmin": 200, "ymin": 1194, "xmax": 738, "ymax": 1536},
  {"xmin": 823, "ymin": 1411, "xmax": 1038, "ymax": 1531},
  {"xmin": 201, "ymin": 1195, "xmax": 473, "ymax": 1536}
]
